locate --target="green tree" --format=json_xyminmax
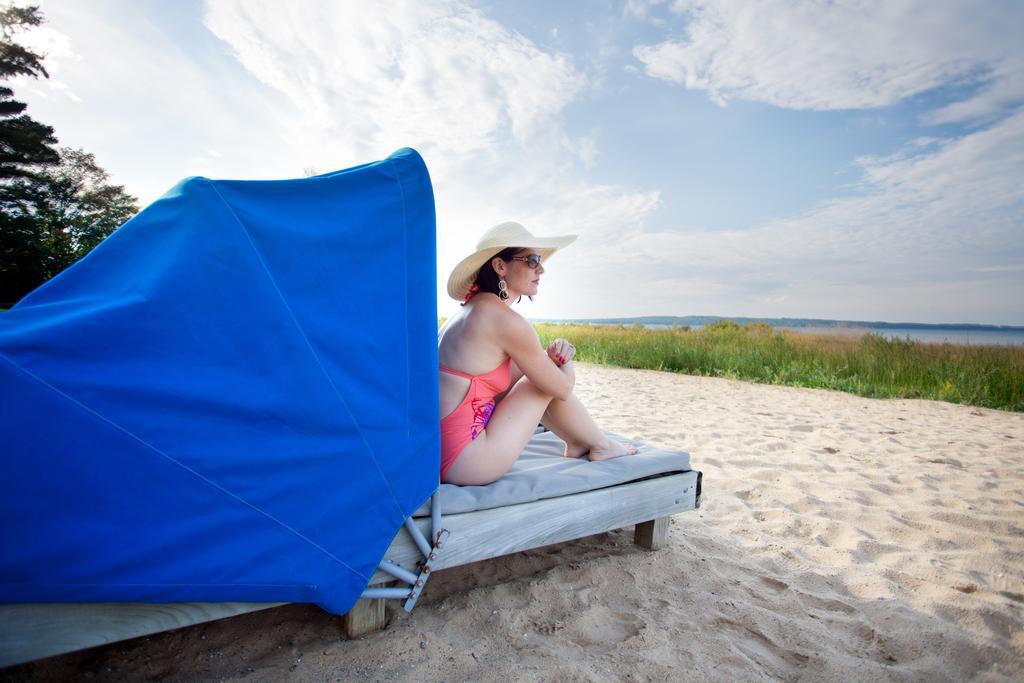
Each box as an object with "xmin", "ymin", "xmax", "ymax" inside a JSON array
[
  {"xmin": 0, "ymin": 181, "xmax": 45, "ymax": 302},
  {"xmin": 0, "ymin": 4, "xmax": 47, "ymax": 78},
  {"xmin": 0, "ymin": 85, "xmax": 59, "ymax": 178},
  {"xmin": 0, "ymin": 4, "xmax": 138, "ymax": 305},
  {"xmin": 0, "ymin": 4, "xmax": 58, "ymax": 179},
  {"xmin": 1, "ymin": 148, "xmax": 139, "ymax": 302}
]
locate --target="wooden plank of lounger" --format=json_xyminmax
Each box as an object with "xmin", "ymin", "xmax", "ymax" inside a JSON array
[
  {"xmin": 369, "ymin": 469, "xmax": 700, "ymax": 585},
  {"xmin": 0, "ymin": 601, "xmax": 284, "ymax": 668}
]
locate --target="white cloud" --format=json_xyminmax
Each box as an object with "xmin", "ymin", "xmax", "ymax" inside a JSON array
[
  {"xmin": 201, "ymin": 0, "xmax": 661, "ymax": 320},
  {"xmin": 623, "ymin": 0, "xmax": 666, "ymax": 20},
  {"xmin": 203, "ymin": 1, "xmax": 585, "ymax": 162},
  {"xmin": 9, "ymin": 23, "xmax": 82, "ymax": 102},
  {"xmin": 17, "ymin": 0, "xmax": 302, "ymax": 203},
  {"xmin": 10, "ymin": 22, "xmax": 79, "ymax": 67},
  {"xmin": 623, "ymin": 0, "xmax": 1023, "ymax": 324},
  {"xmin": 576, "ymin": 133, "xmax": 599, "ymax": 168},
  {"xmin": 634, "ymin": 1, "xmax": 1024, "ymax": 120},
  {"xmin": 586, "ymin": 110, "xmax": 1024, "ymax": 322},
  {"xmin": 926, "ymin": 65, "xmax": 1024, "ymax": 126}
]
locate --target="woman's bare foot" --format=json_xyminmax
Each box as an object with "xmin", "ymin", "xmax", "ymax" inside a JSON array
[
  {"xmin": 587, "ymin": 437, "xmax": 637, "ymax": 461},
  {"xmin": 563, "ymin": 441, "xmax": 589, "ymax": 459}
]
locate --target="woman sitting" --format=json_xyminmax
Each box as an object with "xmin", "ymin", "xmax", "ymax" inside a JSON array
[{"xmin": 438, "ymin": 221, "xmax": 636, "ymax": 486}]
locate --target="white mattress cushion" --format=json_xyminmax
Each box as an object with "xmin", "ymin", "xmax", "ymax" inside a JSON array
[{"xmin": 414, "ymin": 431, "xmax": 692, "ymax": 516}]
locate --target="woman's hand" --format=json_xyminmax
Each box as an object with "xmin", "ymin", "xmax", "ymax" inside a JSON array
[{"xmin": 546, "ymin": 338, "xmax": 576, "ymax": 367}]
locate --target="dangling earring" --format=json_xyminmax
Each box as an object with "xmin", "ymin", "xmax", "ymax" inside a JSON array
[{"xmin": 498, "ymin": 278, "xmax": 510, "ymax": 301}]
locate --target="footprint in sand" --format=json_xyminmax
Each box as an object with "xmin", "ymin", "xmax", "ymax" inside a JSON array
[
  {"xmin": 925, "ymin": 457, "xmax": 964, "ymax": 468},
  {"xmin": 759, "ymin": 576, "xmax": 789, "ymax": 592},
  {"xmin": 712, "ymin": 617, "xmax": 810, "ymax": 670},
  {"xmin": 735, "ymin": 488, "xmax": 762, "ymax": 502},
  {"xmin": 565, "ymin": 608, "xmax": 643, "ymax": 647},
  {"xmin": 794, "ymin": 590, "xmax": 857, "ymax": 615},
  {"xmin": 533, "ymin": 620, "xmax": 566, "ymax": 634}
]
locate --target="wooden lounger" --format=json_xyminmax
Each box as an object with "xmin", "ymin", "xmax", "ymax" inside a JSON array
[
  {"xmin": 0, "ymin": 435, "xmax": 701, "ymax": 666},
  {"xmin": 346, "ymin": 465, "xmax": 701, "ymax": 637}
]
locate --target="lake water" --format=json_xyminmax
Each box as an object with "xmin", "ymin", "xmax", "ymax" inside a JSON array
[{"xmin": 642, "ymin": 324, "xmax": 1024, "ymax": 346}]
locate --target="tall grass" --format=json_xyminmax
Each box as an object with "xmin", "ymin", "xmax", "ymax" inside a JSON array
[{"xmin": 533, "ymin": 320, "xmax": 1024, "ymax": 412}]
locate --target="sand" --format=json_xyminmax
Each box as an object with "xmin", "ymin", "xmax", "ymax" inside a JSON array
[{"xmin": 8, "ymin": 363, "xmax": 1024, "ymax": 681}]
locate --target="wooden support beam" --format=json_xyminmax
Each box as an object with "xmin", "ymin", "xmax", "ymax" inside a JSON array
[
  {"xmin": 341, "ymin": 597, "xmax": 386, "ymax": 639},
  {"xmin": 634, "ymin": 516, "xmax": 670, "ymax": 550}
]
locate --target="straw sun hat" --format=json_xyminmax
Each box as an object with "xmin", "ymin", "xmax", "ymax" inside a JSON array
[{"xmin": 446, "ymin": 221, "xmax": 578, "ymax": 301}]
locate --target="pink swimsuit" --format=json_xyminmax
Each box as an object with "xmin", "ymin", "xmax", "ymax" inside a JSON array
[{"xmin": 439, "ymin": 358, "xmax": 512, "ymax": 480}]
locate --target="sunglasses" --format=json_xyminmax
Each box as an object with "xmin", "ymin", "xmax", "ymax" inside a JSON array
[{"xmin": 509, "ymin": 253, "xmax": 543, "ymax": 269}]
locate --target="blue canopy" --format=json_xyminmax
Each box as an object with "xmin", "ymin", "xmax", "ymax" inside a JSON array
[{"xmin": 0, "ymin": 148, "xmax": 439, "ymax": 615}]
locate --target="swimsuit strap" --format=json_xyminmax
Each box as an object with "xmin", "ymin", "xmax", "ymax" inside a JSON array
[
  {"xmin": 439, "ymin": 357, "xmax": 511, "ymax": 383},
  {"xmin": 439, "ymin": 364, "xmax": 475, "ymax": 380}
]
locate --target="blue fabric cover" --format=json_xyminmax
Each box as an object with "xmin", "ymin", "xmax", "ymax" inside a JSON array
[{"xmin": 0, "ymin": 148, "xmax": 439, "ymax": 615}]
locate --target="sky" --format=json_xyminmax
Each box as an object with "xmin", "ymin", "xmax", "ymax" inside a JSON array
[{"xmin": 11, "ymin": 0, "xmax": 1024, "ymax": 325}]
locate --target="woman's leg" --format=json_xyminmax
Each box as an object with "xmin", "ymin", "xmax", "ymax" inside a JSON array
[
  {"xmin": 443, "ymin": 375, "xmax": 552, "ymax": 486},
  {"xmin": 541, "ymin": 393, "xmax": 637, "ymax": 460},
  {"xmin": 444, "ymin": 369, "xmax": 637, "ymax": 486}
]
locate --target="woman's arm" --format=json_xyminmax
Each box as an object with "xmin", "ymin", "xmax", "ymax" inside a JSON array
[{"xmin": 499, "ymin": 312, "xmax": 574, "ymax": 401}]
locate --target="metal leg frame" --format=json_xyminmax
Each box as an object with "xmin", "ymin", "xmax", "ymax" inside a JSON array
[{"xmin": 359, "ymin": 490, "xmax": 449, "ymax": 612}]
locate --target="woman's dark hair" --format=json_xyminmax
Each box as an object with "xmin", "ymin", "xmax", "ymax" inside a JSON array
[
  {"xmin": 475, "ymin": 247, "xmax": 521, "ymax": 297},
  {"xmin": 463, "ymin": 246, "xmax": 530, "ymax": 305}
]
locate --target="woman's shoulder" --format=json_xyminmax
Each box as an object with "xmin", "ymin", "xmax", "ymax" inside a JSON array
[
  {"xmin": 473, "ymin": 299, "xmax": 537, "ymax": 346},
  {"xmin": 468, "ymin": 294, "xmax": 525, "ymax": 324},
  {"xmin": 457, "ymin": 296, "xmax": 522, "ymax": 336}
]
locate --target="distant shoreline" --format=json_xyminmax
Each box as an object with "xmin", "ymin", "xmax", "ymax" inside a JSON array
[{"xmin": 531, "ymin": 315, "xmax": 1024, "ymax": 333}]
